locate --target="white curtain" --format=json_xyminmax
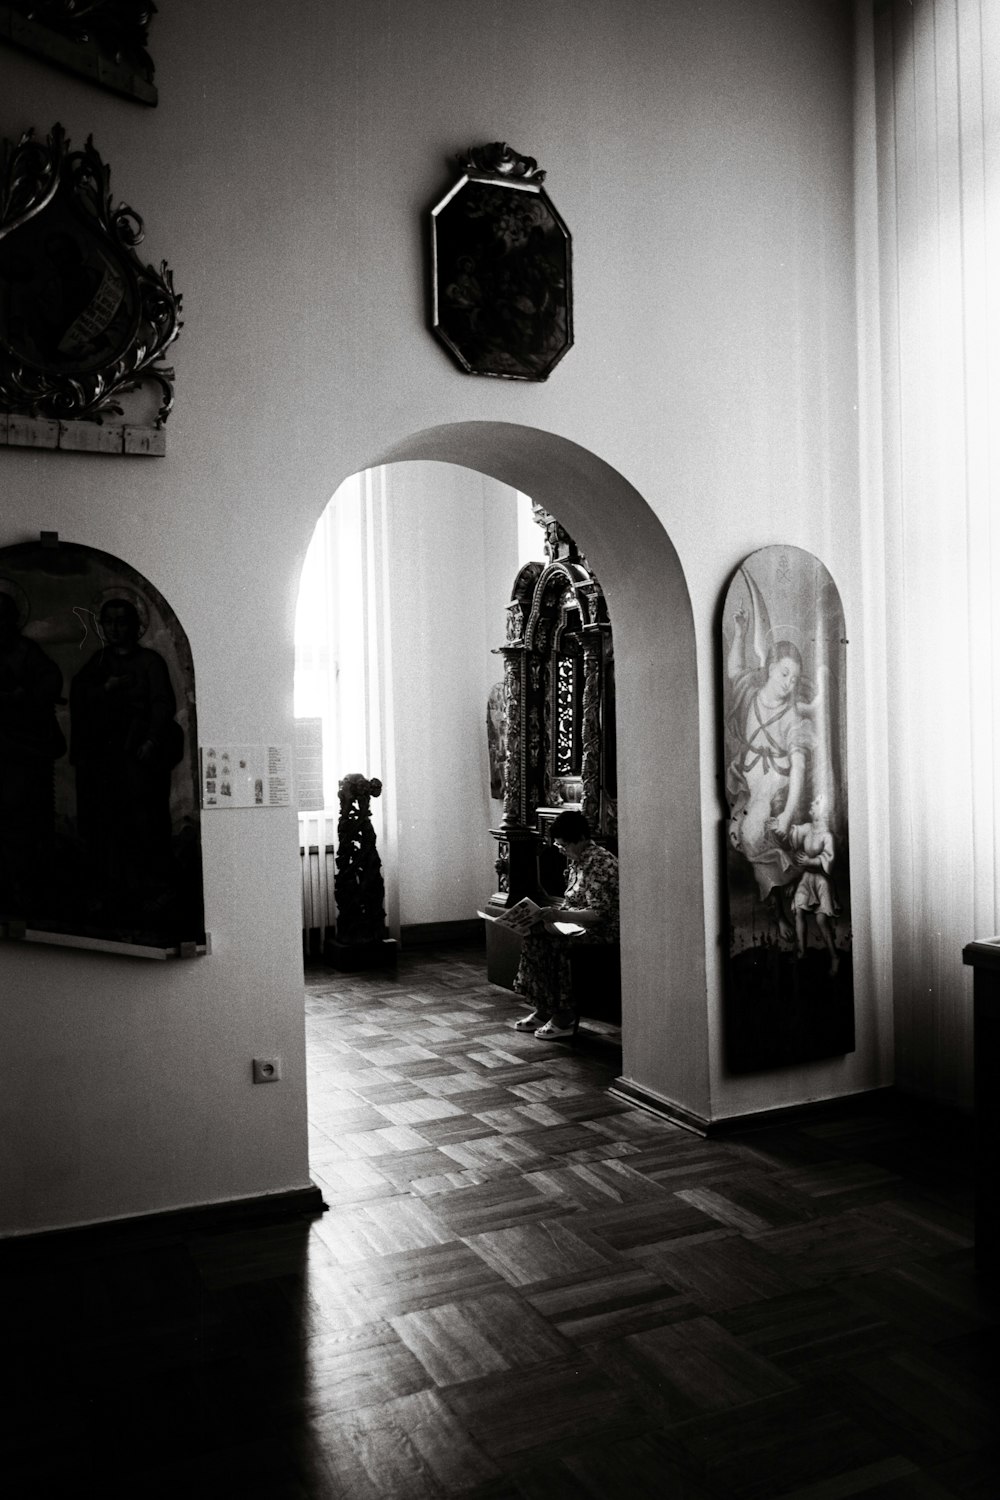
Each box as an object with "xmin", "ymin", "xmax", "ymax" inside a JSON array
[
  {"xmin": 864, "ymin": 0, "xmax": 1000, "ymax": 1105},
  {"xmin": 294, "ymin": 469, "xmax": 399, "ymax": 938}
]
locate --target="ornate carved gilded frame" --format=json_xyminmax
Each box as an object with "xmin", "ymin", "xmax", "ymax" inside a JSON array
[{"xmin": 0, "ymin": 124, "xmax": 181, "ymax": 425}]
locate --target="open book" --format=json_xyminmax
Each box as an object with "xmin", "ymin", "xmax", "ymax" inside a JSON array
[{"xmin": 477, "ymin": 897, "xmax": 586, "ymax": 938}]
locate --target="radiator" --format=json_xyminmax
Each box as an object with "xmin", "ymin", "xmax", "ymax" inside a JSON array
[{"xmin": 299, "ymin": 811, "xmax": 336, "ymax": 958}]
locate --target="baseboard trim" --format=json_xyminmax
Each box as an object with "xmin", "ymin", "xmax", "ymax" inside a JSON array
[
  {"xmin": 401, "ymin": 919, "xmax": 486, "ymax": 948},
  {"xmin": 0, "ymin": 1183, "xmax": 328, "ymax": 1255},
  {"xmin": 609, "ymin": 1079, "xmax": 714, "ymax": 1135},
  {"xmin": 609, "ymin": 1078, "xmax": 898, "ymax": 1137}
]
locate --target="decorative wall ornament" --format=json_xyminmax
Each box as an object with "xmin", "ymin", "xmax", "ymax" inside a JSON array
[
  {"xmin": 580, "ymin": 640, "xmax": 602, "ymax": 822},
  {"xmin": 554, "ymin": 655, "xmax": 576, "ymax": 773},
  {"xmin": 0, "ymin": 535, "xmax": 205, "ymax": 958},
  {"xmin": 430, "ymin": 141, "xmax": 572, "ymax": 381},
  {"xmin": 458, "ymin": 143, "xmax": 546, "ymax": 181},
  {"xmin": 495, "ymin": 835, "xmax": 510, "ymax": 894},
  {"xmin": 721, "ymin": 545, "xmax": 854, "ymax": 1071},
  {"xmin": 531, "ymin": 501, "xmax": 577, "ymax": 562},
  {"xmin": 0, "ymin": 124, "xmax": 181, "ymax": 427},
  {"xmin": 0, "ymin": 2, "xmax": 158, "ymax": 105}
]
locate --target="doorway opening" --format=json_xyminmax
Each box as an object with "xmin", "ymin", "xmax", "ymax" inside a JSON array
[
  {"xmin": 294, "ymin": 422, "xmax": 707, "ymax": 1121},
  {"xmin": 294, "ymin": 462, "xmax": 545, "ymax": 955}
]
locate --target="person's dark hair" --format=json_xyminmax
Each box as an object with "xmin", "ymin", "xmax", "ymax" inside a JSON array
[{"xmin": 551, "ymin": 810, "xmax": 590, "ymax": 843}]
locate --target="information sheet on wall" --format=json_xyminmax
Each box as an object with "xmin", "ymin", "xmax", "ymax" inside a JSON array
[{"xmin": 200, "ymin": 744, "xmax": 292, "ymax": 809}]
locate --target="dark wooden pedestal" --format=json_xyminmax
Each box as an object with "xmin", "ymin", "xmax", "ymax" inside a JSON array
[
  {"xmin": 326, "ymin": 938, "xmax": 398, "ymax": 972},
  {"xmin": 484, "ymin": 822, "xmax": 546, "ymax": 990},
  {"xmin": 568, "ymin": 944, "xmax": 622, "ymax": 1026},
  {"xmin": 962, "ymin": 936, "xmax": 1000, "ymax": 1272},
  {"xmin": 484, "ymin": 920, "xmax": 523, "ymax": 990}
]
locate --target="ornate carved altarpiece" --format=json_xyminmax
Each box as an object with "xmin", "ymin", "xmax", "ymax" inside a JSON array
[{"xmin": 484, "ymin": 507, "xmax": 616, "ymax": 976}]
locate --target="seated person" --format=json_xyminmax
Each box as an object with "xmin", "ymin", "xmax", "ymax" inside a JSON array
[{"xmin": 514, "ymin": 809, "xmax": 620, "ymax": 1039}]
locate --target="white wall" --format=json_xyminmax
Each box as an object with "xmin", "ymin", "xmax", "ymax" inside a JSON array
[
  {"xmin": 385, "ymin": 463, "xmax": 520, "ymax": 929},
  {"xmin": 0, "ymin": 0, "xmax": 871, "ymax": 1236},
  {"xmin": 863, "ymin": 0, "xmax": 1000, "ymax": 1108}
]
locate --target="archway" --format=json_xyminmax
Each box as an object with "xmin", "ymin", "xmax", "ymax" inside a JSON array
[{"xmin": 305, "ymin": 422, "xmax": 709, "ymax": 1123}]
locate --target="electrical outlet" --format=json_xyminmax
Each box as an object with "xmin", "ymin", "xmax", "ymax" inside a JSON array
[{"xmin": 252, "ymin": 1056, "xmax": 282, "ymax": 1084}]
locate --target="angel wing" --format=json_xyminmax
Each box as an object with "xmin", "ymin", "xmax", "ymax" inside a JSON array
[{"xmin": 738, "ymin": 564, "xmax": 771, "ymax": 673}]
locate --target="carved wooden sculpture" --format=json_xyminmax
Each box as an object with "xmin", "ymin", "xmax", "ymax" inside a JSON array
[{"xmin": 329, "ymin": 772, "xmax": 396, "ymax": 969}]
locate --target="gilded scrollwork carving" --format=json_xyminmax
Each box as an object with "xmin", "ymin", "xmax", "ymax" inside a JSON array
[
  {"xmin": 554, "ymin": 655, "xmax": 576, "ymax": 774},
  {"xmin": 581, "ymin": 585, "xmax": 603, "ymax": 626},
  {"xmin": 505, "ymin": 602, "xmax": 522, "ymax": 644},
  {"xmin": 505, "ymin": 562, "xmax": 542, "ymax": 646},
  {"xmin": 0, "ymin": 124, "xmax": 181, "ymax": 425},
  {"xmin": 531, "ymin": 501, "xmax": 579, "ymax": 563},
  {"xmin": 580, "ymin": 640, "xmax": 602, "ymax": 829},
  {"xmin": 501, "ymin": 651, "xmax": 522, "ymax": 824},
  {"xmin": 457, "ymin": 142, "xmax": 546, "ymax": 181},
  {"xmin": 527, "ymin": 703, "xmax": 542, "ymax": 775},
  {"xmin": 0, "ymin": 126, "xmax": 60, "ymax": 230},
  {"xmin": 495, "ymin": 837, "xmax": 510, "ymax": 893}
]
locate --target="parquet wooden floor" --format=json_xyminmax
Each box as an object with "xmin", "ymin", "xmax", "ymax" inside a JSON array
[{"xmin": 5, "ymin": 943, "xmax": 999, "ymax": 1498}]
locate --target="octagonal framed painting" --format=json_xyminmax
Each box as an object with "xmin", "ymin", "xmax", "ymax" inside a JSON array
[{"xmin": 430, "ymin": 142, "xmax": 573, "ymax": 382}]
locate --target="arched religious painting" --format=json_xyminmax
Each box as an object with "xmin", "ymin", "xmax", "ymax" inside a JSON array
[
  {"xmin": 0, "ymin": 539, "xmax": 204, "ymax": 956},
  {"xmin": 721, "ymin": 545, "xmax": 854, "ymax": 1070},
  {"xmin": 486, "ymin": 680, "xmax": 507, "ymax": 800}
]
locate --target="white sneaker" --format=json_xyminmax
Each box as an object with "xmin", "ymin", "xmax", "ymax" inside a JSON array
[{"xmin": 514, "ymin": 1012, "xmax": 545, "ymax": 1032}]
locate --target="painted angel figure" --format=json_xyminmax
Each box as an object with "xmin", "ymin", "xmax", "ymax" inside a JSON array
[
  {"xmin": 788, "ymin": 792, "xmax": 840, "ymax": 975},
  {"xmin": 726, "ymin": 570, "xmax": 829, "ymax": 939}
]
